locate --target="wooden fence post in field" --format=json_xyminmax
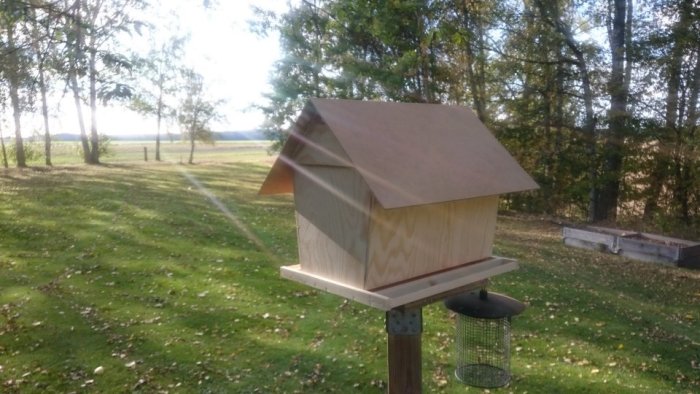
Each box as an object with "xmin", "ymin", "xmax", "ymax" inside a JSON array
[{"xmin": 144, "ymin": 147, "xmax": 148, "ymax": 161}]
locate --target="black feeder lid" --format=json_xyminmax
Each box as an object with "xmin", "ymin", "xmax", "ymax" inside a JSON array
[{"xmin": 444, "ymin": 289, "xmax": 526, "ymax": 319}]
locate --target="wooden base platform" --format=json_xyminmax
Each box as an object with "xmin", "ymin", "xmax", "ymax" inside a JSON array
[{"xmin": 280, "ymin": 257, "xmax": 518, "ymax": 311}]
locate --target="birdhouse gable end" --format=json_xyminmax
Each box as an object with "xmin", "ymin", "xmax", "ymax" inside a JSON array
[{"xmin": 259, "ymin": 98, "xmax": 538, "ymax": 209}]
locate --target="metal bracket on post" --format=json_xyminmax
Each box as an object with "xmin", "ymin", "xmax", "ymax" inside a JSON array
[
  {"xmin": 386, "ymin": 307, "xmax": 423, "ymax": 393},
  {"xmin": 386, "ymin": 308, "xmax": 423, "ymax": 335}
]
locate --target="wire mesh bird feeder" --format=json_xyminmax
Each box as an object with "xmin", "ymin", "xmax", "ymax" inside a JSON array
[{"xmin": 444, "ymin": 289, "xmax": 525, "ymax": 388}]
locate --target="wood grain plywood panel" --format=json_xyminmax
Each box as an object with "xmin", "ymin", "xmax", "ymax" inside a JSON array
[
  {"xmin": 261, "ymin": 99, "xmax": 539, "ymax": 204},
  {"xmin": 294, "ymin": 166, "xmax": 371, "ymax": 288},
  {"xmin": 296, "ymin": 212, "xmax": 366, "ymax": 287},
  {"xmin": 295, "ymin": 122, "xmax": 352, "ymax": 167},
  {"xmin": 309, "ymin": 98, "xmax": 538, "ymax": 208},
  {"xmin": 281, "ymin": 257, "xmax": 517, "ymax": 310},
  {"xmin": 365, "ymin": 196, "xmax": 498, "ymax": 289}
]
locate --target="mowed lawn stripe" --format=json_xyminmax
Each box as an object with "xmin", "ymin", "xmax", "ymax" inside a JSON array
[{"xmin": 1, "ymin": 144, "xmax": 699, "ymax": 393}]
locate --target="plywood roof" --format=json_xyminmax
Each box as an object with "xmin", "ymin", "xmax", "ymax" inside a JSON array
[{"xmin": 259, "ymin": 98, "xmax": 538, "ymax": 209}]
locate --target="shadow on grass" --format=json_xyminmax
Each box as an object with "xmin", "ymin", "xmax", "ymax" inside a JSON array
[
  {"xmin": 2, "ymin": 163, "xmax": 698, "ymax": 393},
  {"xmin": 0, "ymin": 161, "xmax": 382, "ymax": 392}
]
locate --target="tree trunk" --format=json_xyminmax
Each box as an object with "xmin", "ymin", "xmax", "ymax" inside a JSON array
[
  {"xmin": 415, "ymin": 13, "xmax": 430, "ymax": 103},
  {"xmin": 597, "ymin": 0, "xmax": 629, "ymax": 221},
  {"xmin": 475, "ymin": 9, "xmax": 487, "ymax": 121},
  {"xmin": 88, "ymin": 37, "xmax": 100, "ymax": 164},
  {"xmin": 535, "ymin": 0, "xmax": 598, "ymax": 221},
  {"xmin": 642, "ymin": 155, "xmax": 669, "ymax": 219},
  {"xmin": 70, "ymin": 73, "xmax": 91, "ymax": 163},
  {"xmin": 188, "ymin": 130, "xmax": 195, "ymax": 164},
  {"xmin": 460, "ymin": 3, "xmax": 486, "ymax": 122},
  {"xmin": 673, "ymin": 40, "xmax": 700, "ymax": 222},
  {"xmin": 465, "ymin": 42, "xmax": 483, "ymax": 120},
  {"xmin": 156, "ymin": 119, "xmax": 162, "ymax": 161},
  {"xmin": 623, "ymin": 0, "xmax": 633, "ymax": 94},
  {"xmin": 553, "ymin": 51, "xmax": 566, "ymax": 200},
  {"xmin": 463, "ymin": 8, "xmax": 486, "ymax": 122},
  {"xmin": 38, "ymin": 63, "xmax": 52, "ymax": 166},
  {"xmin": 6, "ymin": 23, "xmax": 26, "ymax": 168},
  {"xmin": 643, "ymin": 0, "xmax": 690, "ymax": 219},
  {"xmin": 30, "ymin": 8, "xmax": 52, "ymax": 166},
  {"xmin": 188, "ymin": 107, "xmax": 199, "ymax": 164},
  {"xmin": 0, "ymin": 120, "xmax": 8, "ymax": 168},
  {"xmin": 69, "ymin": 0, "xmax": 91, "ymax": 163},
  {"xmin": 674, "ymin": 161, "xmax": 691, "ymax": 222},
  {"xmin": 9, "ymin": 82, "xmax": 26, "ymax": 168},
  {"xmin": 542, "ymin": 61, "xmax": 554, "ymax": 196},
  {"xmin": 156, "ymin": 76, "xmax": 163, "ymax": 161}
]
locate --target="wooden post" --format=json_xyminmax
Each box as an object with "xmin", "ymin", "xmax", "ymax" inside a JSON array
[
  {"xmin": 386, "ymin": 307, "xmax": 422, "ymax": 394},
  {"xmin": 144, "ymin": 146, "xmax": 148, "ymax": 161}
]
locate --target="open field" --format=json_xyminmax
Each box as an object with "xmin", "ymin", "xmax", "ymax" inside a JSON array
[
  {"xmin": 16, "ymin": 139, "xmax": 271, "ymax": 166},
  {"xmin": 1, "ymin": 144, "xmax": 699, "ymax": 393}
]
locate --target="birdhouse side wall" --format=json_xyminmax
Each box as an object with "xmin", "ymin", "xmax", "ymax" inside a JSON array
[
  {"xmin": 294, "ymin": 166, "xmax": 372, "ymax": 288},
  {"xmin": 295, "ymin": 122, "xmax": 352, "ymax": 167},
  {"xmin": 365, "ymin": 196, "xmax": 499, "ymax": 289}
]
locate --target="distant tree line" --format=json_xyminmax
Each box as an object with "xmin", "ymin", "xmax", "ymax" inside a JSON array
[
  {"xmin": 254, "ymin": 0, "xmax": 700, "ymax": 229},
  {"xmin": 0, "ymin": 0, "xmax": 221, "ymax": 167}
]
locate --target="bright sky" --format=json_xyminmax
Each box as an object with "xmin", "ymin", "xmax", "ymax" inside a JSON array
[
  {"xmin": 19, "ymin": 0, "xmax": 290, "ymax": 137},
  {"xmin": 159, "ymin": 0, "xmax": 289, "ymax": 133}
]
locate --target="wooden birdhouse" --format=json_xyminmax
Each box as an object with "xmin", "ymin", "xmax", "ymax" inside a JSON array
[{"xmin": 260, "ymin": 99, "xmax": 537, "ymax": 310}]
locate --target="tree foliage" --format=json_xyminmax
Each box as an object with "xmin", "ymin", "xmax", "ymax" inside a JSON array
[
  {"xmin": 256, "ymin": 0, "xmax": 700, "ymax": 228},
  {"xmin": 130, "ymin": 35, "xmax": 187, "ymax": 161},
  {"xmin": 0, "ymin": 0, "xmax": 35, "ymax": 167},
  {"xmin": 0, "ymin": 0, "xmax": 147, "ymax": 166},
  {"xmin": 68, "ymin": 0, "xmax": 148, "ymax": 164},
  {"xmin": 177, "ymin": 69, "xmax": 221, "ymax": 164}
]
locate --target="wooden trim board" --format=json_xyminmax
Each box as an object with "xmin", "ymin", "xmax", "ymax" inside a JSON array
[
  {"xmin": 562, "ymin": 227, "xmax": 619, "ymax": 252},
  {"xmin": 280, "ymin": 256, "xmax": 518, "ymax": 311},
  {"xmin": 563, "ymin": 226, "xmax": 700, "ymax": 268}
]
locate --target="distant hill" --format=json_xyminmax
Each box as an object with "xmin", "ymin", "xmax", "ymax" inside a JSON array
[
  {"xmin": 52, "ymin": 133, "xmax": 82, "ymax": 142},
  {"xmin": 213, "ymin": 131, "xmax": 267, "ymax": 141},
  {"xmin": 51, "ymin": 130, "xmax": 266, "ymax": 142}
]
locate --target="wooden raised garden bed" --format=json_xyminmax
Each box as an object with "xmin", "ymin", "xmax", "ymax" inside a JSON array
[{"xmin": 562, "ymin": 226, "xmax": 700, "ymax": 269}]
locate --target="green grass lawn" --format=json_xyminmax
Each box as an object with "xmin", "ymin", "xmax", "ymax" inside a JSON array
[{"xmin": 1, "ymin": 144, "xmax": 699, "ymax": 393}]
